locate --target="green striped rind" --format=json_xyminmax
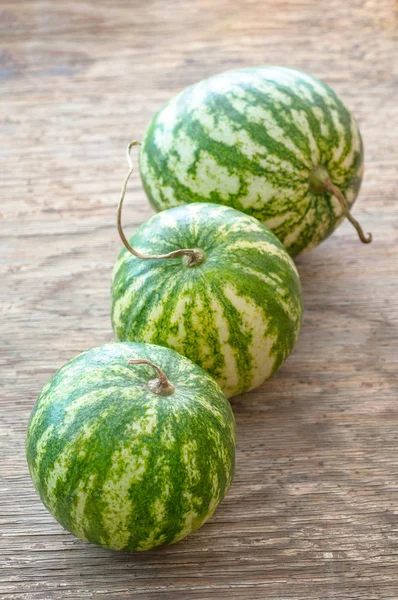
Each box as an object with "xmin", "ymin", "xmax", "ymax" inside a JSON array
[
  {"xmin": 140, "ymin": 66, "xmax": 364, "ymax": 256},
  {"xmin": 26, "ymin": 342, "xmax": 235, "ymax": 551},
  {"xmin": 111, "ymin": 203, "xmax": 303, "ymax": 398}
]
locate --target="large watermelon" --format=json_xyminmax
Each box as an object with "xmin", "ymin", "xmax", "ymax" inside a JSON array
[
  {"xmin": 139, "ymin": 67, "xmax": 371, "ymax": 256},
  {"xmin": 111, "ymin": 201, "xmax": 303, "ymax": 398},
  {"xmin": 26, "ymin": 342, "xmax": 236, "ymax": 551}
]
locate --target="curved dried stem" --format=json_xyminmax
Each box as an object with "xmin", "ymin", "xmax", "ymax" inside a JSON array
[
  {"xmin": 117, "ymin": 141, "xmax": 204, "ymax": 266},
  {"xmin": 322, "ymin": 175, "xmax": 372, "ymax": 244},
  {"xmin": 128, "ymin": 358, "xmax": 175, "ymax": 396}
]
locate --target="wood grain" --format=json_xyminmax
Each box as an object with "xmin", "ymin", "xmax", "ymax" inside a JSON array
[{"xmin": 1, "ymin": 0, "xmax": 397, "ymax": 598}]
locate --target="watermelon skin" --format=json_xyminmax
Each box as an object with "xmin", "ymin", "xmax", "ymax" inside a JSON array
[
  {"xmin": 139, "ymin": 67, "xmax": 364, "ymax": 256},
  {"xmin": 26, "ymin": 342, "xmax": 235, "ymax": 551},
  {"xmin": 111, "ymin": 203, "xmax": 303, "ymax": 398}
]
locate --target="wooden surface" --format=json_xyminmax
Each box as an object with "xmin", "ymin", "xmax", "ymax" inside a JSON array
[{"xmin": 1, "ymin": 1, "xmax": 397, "ymax": 598}]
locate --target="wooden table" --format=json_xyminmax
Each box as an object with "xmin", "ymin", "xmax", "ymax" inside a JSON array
[{"xmin": 1, "ymin": 1, "xmax": 397, "ymax": 598}]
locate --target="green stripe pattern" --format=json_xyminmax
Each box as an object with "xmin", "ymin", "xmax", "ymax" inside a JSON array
[
  {"xmin": 111, "ymin": 203, "xmax": 303, "ymax": 398},
  {"xmin": 26, "ymin": 342, "xmax": 236, "ymax": 551},
  {"xmin": 140, "ymin": 66, "xmax": 364, "ymax": 256}
]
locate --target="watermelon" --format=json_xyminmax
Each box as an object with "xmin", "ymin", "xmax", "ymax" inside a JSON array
[
  {"xmin": 26, "ymin": 342, "xmax": 236, "ymax": 551},
  {"xmin": 111, "ymin": 198, "xmax": 303, "ymax": 398},
  {"xmin": 139, "ymin": 66, "xmax": 372, "ymax": 256}
]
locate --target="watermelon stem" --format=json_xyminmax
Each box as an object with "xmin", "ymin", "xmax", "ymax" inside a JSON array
[
  {"xmin": 128, "ymin": 358, "xmax": 175, "ymax": 396},
  {"xmin": 310, "ymin": 166, "xmax": 372, "ymax": 244},
  {"xmin": 117, "ymin": 141, "xmax": 205, "ymax": 267}
]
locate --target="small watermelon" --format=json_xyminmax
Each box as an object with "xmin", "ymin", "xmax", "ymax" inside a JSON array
[
  {"xmin": 112, "ymin": 156, "xmax": 303, "ymax": 398},
  {"xmin": 139, "ymin": 66, "xmax": 371, "ymax": 256},
  {"xmin": 26, "ymin": 342, "xmax": 236, "ymax": 551}
]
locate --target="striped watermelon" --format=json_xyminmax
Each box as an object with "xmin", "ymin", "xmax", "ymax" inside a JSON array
[
  {"xmin": 26, "ymin": 342, "xmax": 235, "ymax": 551},
  {"xmin": 111, "ymin": 202, "xmax": 303, "ymax": 398},
  {"xmin": 140, "ymin": 66, "xmax": 371, "ymax": 256}
]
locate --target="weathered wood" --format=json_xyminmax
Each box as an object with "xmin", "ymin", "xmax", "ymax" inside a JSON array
[{"xmin": 1, "ymin": 0, "xmax": 397, "ymax": 598}]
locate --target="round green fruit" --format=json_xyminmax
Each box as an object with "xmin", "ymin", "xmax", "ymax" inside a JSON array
[
  {"xmin": 140, "ymin": 66, "xmax": 371, "ymax": 256},
  {"xmin": 26, "ymin": 342, "xmax": 236, "ymax": 551},
  {"xmin": 111, "ymin": 201, "xmax": 303, "ymax": 398}
]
